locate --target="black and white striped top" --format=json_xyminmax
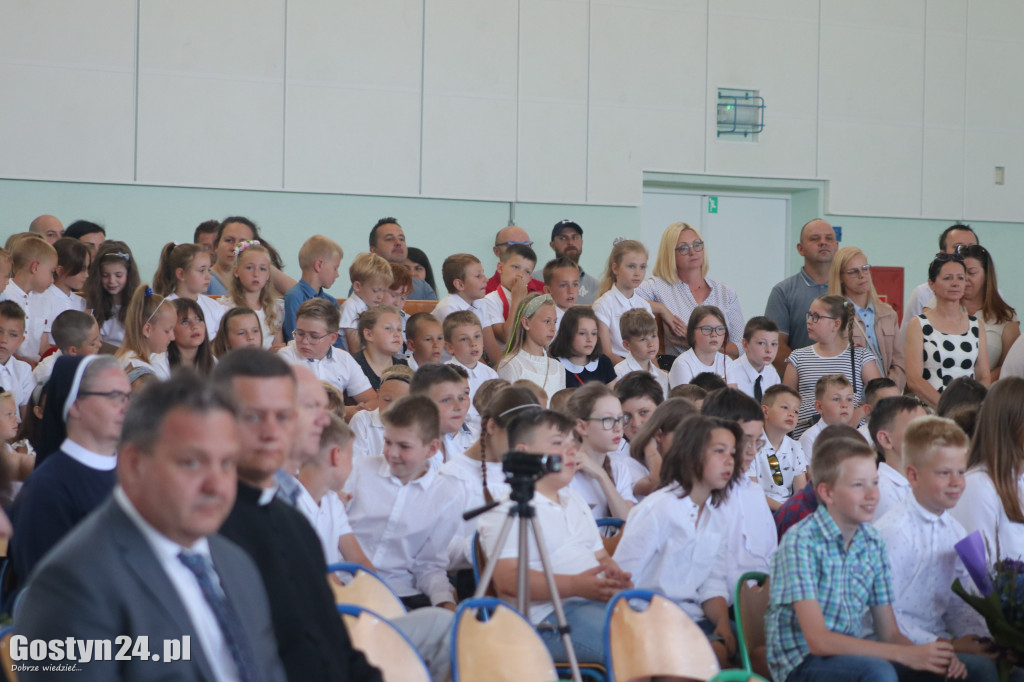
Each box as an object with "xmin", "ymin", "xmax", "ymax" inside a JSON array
[{"xmin": 786, "ymin": 344, "xmax": 876, "ymax": 438}]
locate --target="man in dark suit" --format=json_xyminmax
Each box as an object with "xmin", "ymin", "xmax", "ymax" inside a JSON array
[{"xmin": 15, "ymin": 371, "xmax": 286, "ymax": 682}]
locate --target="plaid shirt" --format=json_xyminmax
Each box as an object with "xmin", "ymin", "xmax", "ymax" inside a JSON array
[
  {"xmin": 765, "ymin": 506, "xmax": 894, "ymax": 682},
  {"xmin": 773, "ymin": 480, "xmax": 818, "ymax": 540}
]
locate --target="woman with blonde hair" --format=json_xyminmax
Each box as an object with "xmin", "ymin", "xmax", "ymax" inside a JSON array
[
  {"xmin": 828, "ymin": 246, "xmax": 905, "ymax": 390},
  {"xmin": 635, "ymin": 222, "xmax": 743, "ymax": 358}
]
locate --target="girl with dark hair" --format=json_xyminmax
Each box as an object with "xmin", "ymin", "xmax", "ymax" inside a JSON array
[
  {"xmin": 549, "ymin": 306, "xmax": 616, "ymax": 386},
  {"xmin": 566, "ymin": 382, "xmax": 636, "ymax": 519},
  {"xmin": 167, "ymin": 298, "xmax": 215, "ymax": 375},
  {"xmin": 783, "ymin": 293, "xmax": 881, "ymax": 437},
  {"xmin": 207, "ymin": 216, "xmax": 296, "ymax": 296},
  {"xmin": 906, "ymin": 254, "xmax": 990, "ymax": 407}
]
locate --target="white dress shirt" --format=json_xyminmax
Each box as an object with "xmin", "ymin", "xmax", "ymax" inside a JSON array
[
  {"xmin": 294, "ymin": 485, "xmax": 352, "ymax": 566},
  {"xmin": 613, "ymin": 355, "xmax": 669, "ymax": 398},
  {"xmin": 728, "ymin": 354, "xmax": 780, "ymax": 401},
  {"xmin": 0, "ymin": 354, "xmax": 35, "ymax": 407},
  {"xmin": 432, "ymin": 294, "xmax": 496, "ymax": 361},
  {"xmin": 874, "ymin": 494, "xmax": 989, "ymax": 643},
  {"xmin": 668, "ymin": 349, "xmax": 729, "ymax": 388},
  {"xmin": 952, "ymin": 467, "xmax": 1024, "ymax": 563},
  {"xmin": 40, "ymin": 284, "xmax": 87, "ymax": 338},
  {"xmin": 719, "ymin": 474, "xmax": 777, "ymax": 599},
  {"xmin": 477, "ymin": 487, "xmax": 602, "ymax": 624},
  {"xmin": 448, "ymin": 357, "xmax": 499, "ymax": 434},
  {"xmin": 349, "ymin": 408, "xmax": 385, "ymax": 460},
  {"xmin": 344, "ymin": 457, "xmax": 462, "ymax": 605},
  {"xmin": 277, "ymin": 342, "xmax": 372, "ymax": 397},
  {"xmin": 613, "ymin": 483, "xmax": 730, "ymax": 622},
  {"xmin": 798, "ymin": 418, "xmax": 828, "ymax": 463},
  {"xmin": 439, "ymin": 453, "xmax": 509, "ymax": 570},
  {"xmin": 496, "ymin": 350, "xmax": 565, "ymax": 394},
  {"xmin": 752, "ymin": 432, "xmax": 806, "ymax": 503},
  {"xmin": 4, "ymin": 280, "xmax": 47, "ymax": 362},
  {"xmin": 569, "ymin": 456, "xmax": 638, "ymax": 520},
  {"xmin": 592, "ymin": 287, "xmax": 653, "ymax": 358},
  {"xmin": 875, "ymin": 462, "xmax": 910, "ymax": 522},
  {"xmin": 338, "ymin": 294, "xmax": 367, "ymax": 331},
  {"xmin": 113, "ymin": 487, "xmax": 242, "ymax": 682},
  {"xmin": 481, "ymin": 288, "xmax": 509, "ymax": 327}
]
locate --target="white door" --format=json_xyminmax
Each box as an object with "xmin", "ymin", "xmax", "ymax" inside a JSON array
[{"xmin": 641, "ymin": 190, "xmax": 790, "ymax": 323}]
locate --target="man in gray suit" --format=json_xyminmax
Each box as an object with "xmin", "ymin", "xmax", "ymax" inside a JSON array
[{"xmin": 15, "ymin": 371, "xmax": 286, "ymax": 682}]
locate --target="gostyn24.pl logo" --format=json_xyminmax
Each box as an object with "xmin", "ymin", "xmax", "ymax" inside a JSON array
[{"xmin": 10, "ymin": 635, "xmax": 191, "ymax": 668}]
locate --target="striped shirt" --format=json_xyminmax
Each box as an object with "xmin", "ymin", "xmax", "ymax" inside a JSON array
[
  {"xmin": 786, "ymin": 344, "xmax": 875, "ymax": 438},
  {"xmin": 766, "ymin": 506, "xmax": 894, "ymax": 682}
]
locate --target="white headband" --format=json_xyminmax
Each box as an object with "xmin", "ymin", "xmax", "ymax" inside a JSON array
[{"xmin": 62, "ymin": 355, "xmax": 101, "ymax": 422}]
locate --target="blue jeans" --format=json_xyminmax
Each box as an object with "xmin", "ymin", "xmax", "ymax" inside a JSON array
[
  {"xmin": 960, "ymin": 654, "xmax": 1024, "ymax": 682},
  {"xmin": 786, "ymin": 655, "xmax": 949, "ymax": 682},
  {"xmin": 538, "ymin": 599, "xmax": 606, "ymax": 665}
]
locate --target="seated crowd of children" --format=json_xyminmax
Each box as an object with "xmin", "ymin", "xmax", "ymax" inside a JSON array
[{"xmin": 0, "ymin": 216, "xmax": 1017, "ymax": 681}]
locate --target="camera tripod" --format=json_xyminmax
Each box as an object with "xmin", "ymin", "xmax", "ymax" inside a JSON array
[{"xmin": 464, "ymin": 467, "xmax": 583, "ymax": 682}]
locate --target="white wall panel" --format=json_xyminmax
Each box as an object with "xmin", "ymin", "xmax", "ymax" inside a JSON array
[
  {"xmin": 136, "ymin": 0, "xmax": 285, "ymax": 188},
  {"xmin": 963, "ymin": 131, "xmax": 1024, "ymax": 221},
  {"xmin": 967, "ymin": 0, "xmax": 1024, "ymax": 42},
  {"xmin": 0, "ymin": 0, "xmax": 135, "ymax": 182},
  {"xmin": 516, "ymin": 0, "xmax": 588, "ymax": 203},
  {"xmin": 706, "ymin": 5, "xmax": 818, "ymax": 177},
  {"xmin": 588, "ymin": 0, "xmax": 706, "ymax": 204},
  {"xmin": 421, "ymin": 0, "xmax": 518, "ymax": 199},
  {"xmin": 285, "ymin": 0, "xmax": 422, "ymax": 195},
  {"xmin": 818, "ymin": 5, "xmax": 926, "ymax": 215}
]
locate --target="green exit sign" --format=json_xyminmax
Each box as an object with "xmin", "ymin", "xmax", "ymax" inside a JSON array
[{"xmin": 707, "ymin": 196, "xmax": 719, "ymax": 214}]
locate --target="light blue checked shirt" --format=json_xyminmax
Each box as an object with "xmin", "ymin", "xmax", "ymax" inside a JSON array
[{"xmin": 766, "ymin": 505, "xmax": 894, "ymax": 682}]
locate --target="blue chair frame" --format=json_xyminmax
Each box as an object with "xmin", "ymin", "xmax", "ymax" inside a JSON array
[{"xmin": 335, "ymin": 604, "xmax": 431, "ymax": 680}]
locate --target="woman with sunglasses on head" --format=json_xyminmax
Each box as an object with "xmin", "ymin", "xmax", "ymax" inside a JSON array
[
  {"xmin": 828, "ymin": 246, "xmax": 906, "ymax": 390},
  {"xmin": 906, "ymin": 253, "xmax": 990, "ymax": 408},
  {"xmin": 635, "ymin": 222, "xmax": 744, "ymax": 359}
]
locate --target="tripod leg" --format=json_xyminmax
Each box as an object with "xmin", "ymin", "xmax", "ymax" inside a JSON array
[
  {"xmin": 528, "ymin": 516, "xmax": 583, "ymax": 682},
  {"xmin": 518, "ymin": 508, "xmax": 531, "ymax": 617},
  {"xmin": 472, "ymin": 508, "xmax": 518, "ymax": 600}
]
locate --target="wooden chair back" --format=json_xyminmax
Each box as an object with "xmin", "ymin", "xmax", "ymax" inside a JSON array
[
  {"xmin": 338, "ymin": 606, "xmax": 430, "ymax": 682},
  {"xmin": 326, "ymin": 563, "xmax": 406, "ymax": 620},
  {"xmin": 453, "ymin": 598, "xmax": 557, "ymax": 682},
  {"xmin": 606, "ymin": 590, "xmax": 719, "ymax": 681},
  {"xmin": 735, "ymin": 572, "xmax": 771, "ymax": 678}
]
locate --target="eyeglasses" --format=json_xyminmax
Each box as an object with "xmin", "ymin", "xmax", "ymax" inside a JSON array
[
  {"xmin": 674, "ymin": 241, "xmax": 705, "ymax": 255},
  {"xmin": 843, "ymin": 264, "xmax": 871, "ymax": 278},
  {"xmin": 745, "ymin": 435, "xmax": 767, "ymax": 452},
  {"xmin": 696, "ymin": 325, "xmax": 726, "ymax": 336},
  {"xmin": 934, "ymin": 252, "xmax": 965, "ymax": 264},
  {"xmin": 496, "ymin": 240, "xmax": 534, "ymax": 248},
  {"xmin": 586, "ymin": 414, "xmax": 631, "ymax": 430},
  {"xmin": 294, "ymin": 330, "xmax": 330, "ymax": 342},
  {"xmin": 78, "ymin": 390, "xmax": 131, "ymax": 405},
  {"xmin": 805, "ymin": 311, "xmax": 838, "ymax": 324},
  {"xmin": 178, "ymin": 316, "xmax": 205, "ymax": 328}
]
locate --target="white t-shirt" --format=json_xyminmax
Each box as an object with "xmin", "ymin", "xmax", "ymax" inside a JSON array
[
  {"xmin": 339, "ymin": 294, "xmax": 368, "ymax": 331},
  {"xmin": 569, "ymin": 456, "xmax": 638, "ymax": 520},
  {"xmin": 668, "ymin": 349, "xmax": 729, "ymax": 388},
  {"xmin": 593, "ymin": 286, "xmax": 654, "ymax": 358}
]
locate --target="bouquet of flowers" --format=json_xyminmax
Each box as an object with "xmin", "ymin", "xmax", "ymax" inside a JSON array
[{"xmin": 952, "ymin": 531, "xmax": 1024, "ymax": 682}]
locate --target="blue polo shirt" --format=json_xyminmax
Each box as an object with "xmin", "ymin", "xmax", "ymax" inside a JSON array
[{"xmin": 764, "ymin": 269, "xmax": 830, "ymax": 350}]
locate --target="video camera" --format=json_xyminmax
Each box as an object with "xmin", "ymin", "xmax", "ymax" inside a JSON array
[{"xmin": 502, "ymin": 451, "xmax": 562, "ymax": 479}]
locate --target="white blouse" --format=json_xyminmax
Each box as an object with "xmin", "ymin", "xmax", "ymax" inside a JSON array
[{"xmin": 952, "ymin": 466, "xmax": 1024, "ymax": 563}]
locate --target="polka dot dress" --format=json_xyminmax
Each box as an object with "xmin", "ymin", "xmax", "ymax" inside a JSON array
[{"xmin": 919, "ymin": 314, "xmax": 980, "ymax": 393}]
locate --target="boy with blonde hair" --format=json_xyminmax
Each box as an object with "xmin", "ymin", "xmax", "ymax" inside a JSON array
[
  {"xmin": 3, "ymin": 237, "xmax": 57, "ymax": 361},
  {"xmin": 405, "ymin": 312, "xmax": 444, "ymax": 370},
  {"xmin": 283, "ymin": 234, "xmax": 343, "ymax": 344},
  {"xmin": 799, "ymin": 374, "xmax": 854, "ymax": 462},
  {"xmin": 339, "ymin": 252, "xmax": 394, "ymax": 351},
  {"xmin": 613, "ymin": 309, "xmax": 668, "ymax": 397},
  {"xmin": 875, "ymin": 416, "xmax": 996, "ymax": 681},
  {"xmin": 767, "ymin": 435, "xmax": 964, "ymax": 681}
]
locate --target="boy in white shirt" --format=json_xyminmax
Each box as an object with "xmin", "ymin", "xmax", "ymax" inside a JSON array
[
  {"xmin": 4, "ymin": 236, "xmax": 57, "ymax": 362},
  {"xmin": 431, "ymin": 254, "xmax": 493, "ymax": 347},
  {"xmin": 754, "ymin": 384, "xmax": 807, "ymax": 511},
  {"xmin": 701, "ymin": 389, "xmax": 778, "ymax": 603},
  {"xmin": 613, "ymin": 309, "xmax": 669, "ymax": 397},
  {"xmin": 477, "ymin": 408, "xmax": 633, "ymax": 664},
  {"xmin": 350, "ymin": 364, "xmax": 412, "ymax": 459},
  {"xmin": 874, "ymin": 416, "xmax": 997, "ymax": 680},
  {"xmin": 344, "ymin": 394, "xmax": 461, "ymax": 610},
  {"xmin": 868, "ymin": 395, "xmax": 927, "ymax": 521},
  {"xmin": 33, "ymin": 311, "xmax": 102, "ymax": 386},
  {"xmin": 859, "ymin": 377, "xmax": 901, "ymax": 443},
  {"xmin": 480, "ymin": 244, "xmax": 536, "ymax": 364},
  {"xmin": 278, "ymin": 298, "xmax": 378, "ymax": 420},
  {"xmin": 410, "ymin": 363, "xmax": 474, "ymax": 463},
  {"xmin": 297, "ymin": 413, "xmax": 374, "ymax": 568},
  {"xmin": 799, "ymin": 374, "xmax": 855, "ymax": 464},
  {"xmin": 0, "ymin": 302, "xmax": 35, "ymax": 412},
  {"xmin": 444, "ymin": 311, "xmax": 499, "ymax": 435},
  {"xmin": 542, "ymin": 257, "xmax": 581, "ymax": 333},
  {"xmin": 729, "ymin": 316, "xmax": 781, "ymax": 402},
  {"xmin": 405, "ymin": 313, "xmax": 444, "ymax": 371},
  {"xmin": 339, "ymin": 252, "xmax": 393, "ymax": 352}
]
